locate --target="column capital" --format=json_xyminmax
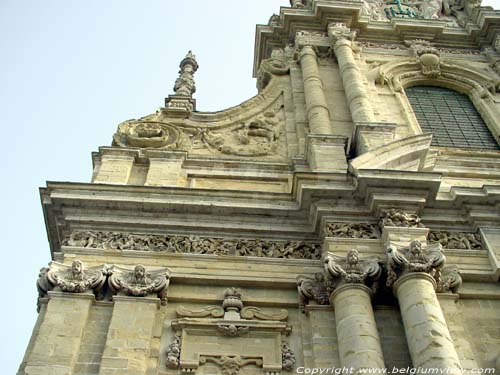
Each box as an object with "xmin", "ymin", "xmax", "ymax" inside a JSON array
[
  {"xmin": 328, "ymin": 23, "xmax": 356, "ymax": 48},
  {"xmin": 325, "ymin": 249, "xmax": 381, "ymax": 293},
  {"xmin": 387, "ymin": 240, "xmax": 445, "ymax": 288},
  {"xmin": 298, "ymin": 45, "xmax": 318, "ymax": 60}
]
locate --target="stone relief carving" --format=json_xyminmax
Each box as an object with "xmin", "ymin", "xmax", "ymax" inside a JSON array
[
  {"xmin": 296, "ymin": 273, "xmax": 334, "ymax": 312},
  {"xmin": 113, "ymin": 97, "xmax": 286, "ymax": 158},
  {"xmin": 406, "ymin": 39, "xmax": 442, "ymax": 78},
  {"xmin": 166, "ymin": 335, "xmax": 182, "ymax": 369},
  {"xmin": 379, "ymin": 209, "xmax": 425, "ymax": 229},
  {"xmin": 324, "ymin": 222, "xmax": 380, "ymax": 239},
  {"xmin": 386, "ymin": 240, "xmax": 445, "ymax": 286},
  {"xmin": 217, "ymin": 324, "xmax": 250, "ymax": 337},
  {"xmin": 436, "ymin": 265, "xmax": 462, "ymax": 293},
  {"xmin": 325, "ymin": 250, "xmax": 382, "ymax": 292},
  {"xmin": 62, "ymin": 230, "xmax": 322, "ymax": 260},
  {"xmin": 428, "ymin": 231, "xmax": 483, "ymax": 250},
  {"xmin": 37, "ymin": 260, "xmax": 107, "ymax": 301},
  {"xmin": 170, "ymin": 288, "xmax": 291, "ymax": 373},
  {"xmin": 282, "ymin": 343, "xmax": 296, "ymax": 372},
  {"xmin": 108, "ymin": 264, "xmax": 170, "ymax": 305},
  {"xmin": 290, "ymin": 0, "xmax": 311, "ymax": 8},
  {"xmin": 199, "ymin": 355, "xmax": 263, "ymax": 375}
]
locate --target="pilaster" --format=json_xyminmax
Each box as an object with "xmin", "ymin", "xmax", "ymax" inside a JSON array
[
  {"xmin": 99, "ymin": 296, "xmax": 160, "ymax": 375},
  {"xmin": 22, "ymin": 292, "xmax": 94, "ymax": 375},
  {"xmin": 93, "ymin": 155, "xmax": 134, "ymax": 184}
]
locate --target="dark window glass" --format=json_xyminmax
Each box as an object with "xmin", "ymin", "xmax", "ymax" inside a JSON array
[{"xmin": 406, "ymin": 86, "xmax": 499, "ymax": 150}]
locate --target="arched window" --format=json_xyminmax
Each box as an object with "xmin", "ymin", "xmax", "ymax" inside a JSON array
[{"xmin": 405, "ymin": 86, "xmax": 499, "ymax": 150}]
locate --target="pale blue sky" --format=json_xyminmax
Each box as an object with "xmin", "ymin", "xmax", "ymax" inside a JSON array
[{"xmin": 1, "ymin": 0, "xmax": 499, "ymax": 373}]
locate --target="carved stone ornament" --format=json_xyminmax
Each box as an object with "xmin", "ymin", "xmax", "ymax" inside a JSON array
[
  {"xmin": 281, "ymin": 343, "xmax": 296, "ymax": 371},
  {"xmin": 328, "ymin": 23, "xmax": 357, "ymax": 45},
  {"xmin": 428, "ymin": 231, "xmax": 483, "ymax": 250},
  {"xmin": 114, "ymin": 95, "xmax": 286, "ymax": 158},
  {"xmin": 108, "ymin": 264, "xmax": 170, "ymax": 305},
  {"xmin": 296, "ymin": 272, "xmax": 334, "ymax": 312},
  {"xmin": 386, "ymin": 240, "xmax": 445, "ymax": 287},
  {"xmin": 199, "ymin": 355, "xmax": 263, "ymax": 375},
  {"xmin": 38, "ymin": 260, "xmax": 107, "ymax": 298},
  {"xmin": 62, "ymin": 230, "xmax": 322, "ymax": 260},
  {"xmin": 170, "ymin": 289, "xmax": 291, "ymax": 373},
  {"xmin": 379, "ymin": 209, "xmax": 425, "ymax": 229},
  {"xmin": 257, "ymin": 48, "xmax": 291, "ymax": 91},
  {"xmin": 436, "ymin": 265, "xmax": 462, "ymax": 293},
  {"xmin": 290, "ymin": 0, "xmax": 310, "ymax": 8},
  {"xmin": 164, "ymin": 51, "xmax": 199, "ymax": 113},
  {"xmin": 406, "ymin": 39, "xmax": 442, "ymax": 78},
  {"xmin": 166, "ymin": 335, "xmax": 181, "ymax": 369},
  {"xmin": 325, "ymin": 222, "xmax": 380, "ymax": 239},
  {"xmin": 113, "ymin": 120, "xmax": 182, "ymax": 149},
  {"xmin": 325, "ymin": 250, "xmax": 382, "ymax": 292}
]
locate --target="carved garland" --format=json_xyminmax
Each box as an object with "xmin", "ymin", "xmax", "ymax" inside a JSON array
[{"xmin": 62, "ymin": 231, "xmax": 322, "ymax": 260}]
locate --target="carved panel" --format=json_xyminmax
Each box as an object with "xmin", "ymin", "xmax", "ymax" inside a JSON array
[
  {"xmin": 169, "ymin": 289, "xmax": 293, "ymax": 374},
  {"xmin": 324, "ymin": 222, "xmax": 380, "ymax": 239},
  {"xmin": 428, "ymin": 231, "xmax": 483, "ymax": 250}
]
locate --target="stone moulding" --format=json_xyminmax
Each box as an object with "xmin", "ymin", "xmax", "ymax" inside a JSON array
[{"xmin": 62, "ymin": 230, "xmax": 322, "ymax": 260}]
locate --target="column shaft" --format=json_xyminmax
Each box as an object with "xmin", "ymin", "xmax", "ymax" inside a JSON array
[
  {"xmin": 299, "ymin": 46, "xmax": 332, "ymax": 135},
  {"xmin": 395, "ymin": 273, "xmax": 462, "ymax": 370},
  {"xmin": 333, "ymin": 40, "xmax": 375, "ymax": 123},
  {"xmin": 332, "ymin": 284, "xmax": 385, "ymax": 371}
]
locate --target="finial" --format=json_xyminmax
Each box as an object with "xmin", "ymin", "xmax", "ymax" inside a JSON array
[{"xmin": 164, "ymin": 50, "xmax": 199, "ymax": 116}]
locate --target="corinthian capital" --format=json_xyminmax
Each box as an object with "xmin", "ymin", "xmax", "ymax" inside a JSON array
[
  {"xmin": 387, "ymin": 240, "xmax": 445, "ymax": 287},
  {"xmin": 328, "ymin": 23, "xmax": 356, "ymax": 46},
  {"xmin": 325, "ymin": 249, "xmax": 381, "ymax": 292},
  {"xmin": 108, "ymin": 264, "xmax": 171, "ymax": 305}
]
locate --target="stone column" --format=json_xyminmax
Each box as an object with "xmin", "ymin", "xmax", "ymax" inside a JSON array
[
  {"xmin": 388, "ymin": 240, "xmax": 462, "ymax": 370},
  {"xmin": 22, "ymin": 292, "xmax": 94, "ymax": 375},
  {"xmin": 326, "ymin": 249, "xmax": 385, "ymax": 371},
  {"xmin": 328, "ymin": 23, "xmax": 375, "ymax": 123},
  {"xmin": 299, "ymin": 45, "xmax": 332, "ymax": 135},
  {"xmin": 99, "ymin": 296, "xmax": 160, "ymax": 374}
]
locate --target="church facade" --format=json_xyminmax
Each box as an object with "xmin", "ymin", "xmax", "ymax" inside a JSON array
[{"xmin": 18, "ymin": 0, "xmax": 500, "ymax": 373}]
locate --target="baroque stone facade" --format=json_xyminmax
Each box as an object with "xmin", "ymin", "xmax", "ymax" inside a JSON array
[{"xmin": 19, "ymin": 0, "xmax": 500, "ymax": 374}]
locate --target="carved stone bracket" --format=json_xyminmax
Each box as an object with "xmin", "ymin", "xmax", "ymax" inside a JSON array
[
  {"xmin": 325, "ymin": 250, "xmax": 382, "ymax": 294},
  {"xmin": 170, "ymin": 288, "xmax": 291, "ymax": 373},
  {"xmin": 386, "ymin": 240, "xmax": 445, "ymax": 287},
  {"xmin": 325, "ymin": 222, "xmax": 380, "ymax": 239},
  {"xmin": 296, "ymin": 273, "xmax": 334, "ymax": 312},
  {"xmin": 108, "ymin": 264, "xmax": 170, "ymax": 305}
]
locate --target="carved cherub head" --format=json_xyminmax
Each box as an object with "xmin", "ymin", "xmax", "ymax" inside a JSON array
[
  {"xmin": 71, "ymin": 260, "xmax": 84, "ymax": 279},
  {"xmin": 133, "ymin": 265, "xmax": 146, "ymax": 283},
  {"xmin": 409, "ymin": 240, "xmax": 423, "ymax": 258},
  {"xmin": 346, "ymin": 249, "xmax": 360, "ymax": 266}
]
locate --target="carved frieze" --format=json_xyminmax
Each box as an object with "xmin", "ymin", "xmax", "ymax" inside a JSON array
[
  {"xmin": 428, "ymin": 231, "xmax": 483, "ymax": 250},
  {"xmin": 379, "ymin": 209, "xmax": 425, "ymax": 229},
  {"xmin": 325, "ymin": 250, "xmax": 381, "ymax": 292},
  {"xmin": 296, "ymin": 273, "xmax": 334, "ymax": 312},
  {"xmin": 387, "ymin": 240, "xmax": 445, "ymax": 286},
  {"xmin": 325, "ymin": 222, "xmax": 380, "ymax": 239},
  {"xmin": 108, "ymin": 264, "xmax": 170, "ymax": 305},
  {"xmin": 62, "ymin": 231, "xmax": 322, "ymax": 259}
]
